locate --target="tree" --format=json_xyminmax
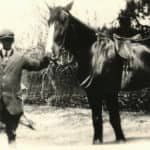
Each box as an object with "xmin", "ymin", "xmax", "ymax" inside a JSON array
[{"xmin": 115, "ymin": 0, "xmax": 150, "ymax": 37}]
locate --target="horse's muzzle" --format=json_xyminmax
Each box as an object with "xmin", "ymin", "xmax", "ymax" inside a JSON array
[{"xmin": 49, "ymin": 56, "xmax": 59, "ymax": 65}]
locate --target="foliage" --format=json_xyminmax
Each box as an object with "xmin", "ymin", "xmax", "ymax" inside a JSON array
[
  {"xmin": 118, "ymin": 89, "xmax": 150, "ymax": 112},
  {"xmin": 115, "ymin": 0, "xmax": 150, "ymax": 37}
]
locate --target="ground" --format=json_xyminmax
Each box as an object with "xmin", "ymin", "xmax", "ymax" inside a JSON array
[{"xmin": 1, "ymin": 105, "xmax": 150, "ymax": 150}]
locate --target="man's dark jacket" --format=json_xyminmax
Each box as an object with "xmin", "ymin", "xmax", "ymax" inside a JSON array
[{"xmin": 0, "ymin": 51, "xmax": 49, "ymax": 115}]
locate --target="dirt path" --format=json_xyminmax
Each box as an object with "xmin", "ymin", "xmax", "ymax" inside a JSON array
[{"xmin": 1, "ymin": 105, "xmax": 150, "ymax": 149}]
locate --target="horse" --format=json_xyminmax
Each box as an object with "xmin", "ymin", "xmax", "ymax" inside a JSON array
[
  {"xmin": 45, "ymin": 2, "xmax": 124, "ymax": 144},
  {"xmin": 46, "ymin": 2, "xmax": 150, "ymax": 144}
]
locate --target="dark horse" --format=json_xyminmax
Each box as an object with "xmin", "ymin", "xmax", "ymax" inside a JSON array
[{"xmin": 46, "ymin": 2, "xmax": 150, "ymax": 144}]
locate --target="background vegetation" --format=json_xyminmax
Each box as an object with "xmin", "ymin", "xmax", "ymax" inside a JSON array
[{"xmin": 3, "ymin": 0, "xmax": 150, "ymax": 112}]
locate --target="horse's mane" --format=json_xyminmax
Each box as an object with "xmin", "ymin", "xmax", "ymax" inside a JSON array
[
  {"xmin": 63, "ymin": 10, "xmax": 97, "ymax": 55},
  {"xmin": 91, "ymin": 36, "xmax": 116, "ymax": 75},
  {"xmin": 68, "ymin": 11, "xmax": 96, "ymax": 33}
]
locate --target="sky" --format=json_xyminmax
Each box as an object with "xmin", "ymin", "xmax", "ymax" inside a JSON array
[
  {"xmin": 0, "ymin": 0, "xmax": 126, "ymax": 26},
  {"xmin": 70, "ymin": 0, "xmax": 126, "ymax": 28},
  {"xmin": 0, "ymin": 0, "xmax": 127, "ymax": 51},
  {"xmin": 0, "ymin": 0, "xmax": 48, "ymax": 50},
  {"xmin": 49, "ymin": 0, "xmax": 126, "ymax": 28}
]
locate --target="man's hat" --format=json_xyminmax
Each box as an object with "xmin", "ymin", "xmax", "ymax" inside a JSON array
[{"xmin": 0, "ymin": 29, "xmax": 14, "ymax": 40}]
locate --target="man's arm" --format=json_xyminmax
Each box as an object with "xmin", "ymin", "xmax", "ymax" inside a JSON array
[{"xmin": 23, "ymin": 54, "xmax": 50, "ymax": 71}]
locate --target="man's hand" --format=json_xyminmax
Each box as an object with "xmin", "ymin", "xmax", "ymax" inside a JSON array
[{"xmin": 44, "ymin": 52, "xmax": 58, "ymax": 65}]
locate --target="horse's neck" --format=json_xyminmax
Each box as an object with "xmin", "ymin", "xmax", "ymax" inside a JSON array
[
  {"xmin": 55, "ymin": 15, "xmax": 96, "ymax": 81},
  {"xmin": 68, "ymin": 15, "xmax": 96, "ymax": 47},
  {"xmin": 64, "ymin": 16, "xmax": 96, "ymax": 81}
]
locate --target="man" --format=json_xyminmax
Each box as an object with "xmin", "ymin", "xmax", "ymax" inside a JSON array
[{"xmin": 0, "ymin": 29, "xmax": 50, "ymax": 143}]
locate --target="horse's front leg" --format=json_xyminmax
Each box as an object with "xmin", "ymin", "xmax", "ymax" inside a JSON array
[
  {"xmin": 87, "ymin": 93, "xmax": 103, "ymax": 144},
  {"xmin": 105, "ymin": 93, "xmax": 125, "ymax": 142}
]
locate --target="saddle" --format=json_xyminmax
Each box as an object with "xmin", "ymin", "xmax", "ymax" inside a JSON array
[
  {"xmin": 113, "ymin": 33, "xmax": 142, "ymax": 41},
  {"xmin": 113, "ymin": 32, "xmax": 150, "ymax": 74}
]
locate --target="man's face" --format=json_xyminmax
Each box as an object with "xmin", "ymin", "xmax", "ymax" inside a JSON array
[{"xmin": 1, "ymin": 38, "xmax": 14, "ymax": 50}]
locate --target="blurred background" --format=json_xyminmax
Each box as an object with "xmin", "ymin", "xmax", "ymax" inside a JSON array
[{"xmin": 1, "ymin": 0, "xmax": 150, "ymax": 111}]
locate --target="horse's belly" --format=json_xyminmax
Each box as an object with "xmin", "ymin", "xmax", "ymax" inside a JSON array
[{"xmin": 121, "ymin": 70, "xmax": 150, "ymax": 91}]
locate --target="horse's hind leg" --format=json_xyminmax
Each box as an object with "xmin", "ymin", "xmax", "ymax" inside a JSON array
[
  {"xmin": 87, "ymin": 93, "xmax": 103, "ymax": 144},
  {"xmin": 106, "ymin": 93, "xmax": 125, "ymax": 142}
]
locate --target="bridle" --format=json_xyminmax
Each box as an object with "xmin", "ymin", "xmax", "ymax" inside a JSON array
[
  {"xmin": 49, "ymin": 13, "xmax": 71, "ymax": 65},
  {"xmin": 59, "ymin": 18, "xmax": 69, "ymax": 51}
]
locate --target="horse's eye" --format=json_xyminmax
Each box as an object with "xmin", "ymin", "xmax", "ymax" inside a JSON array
[{"xmin": 55, "ymin": 38, "xmax": 62, "ymax": 45}]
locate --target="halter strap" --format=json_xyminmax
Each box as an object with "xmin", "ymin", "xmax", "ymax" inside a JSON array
[
  {"xmin": 0, "ymin": 49, "xmax": 14, "ymax": 59},
  {"xmin": 60, "ymin": 17, "xmax": 70, "ymax": 50}
]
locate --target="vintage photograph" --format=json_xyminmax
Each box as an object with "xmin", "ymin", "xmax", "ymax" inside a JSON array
[{"xmin": 0, "ymin": 0, "xmax": 150, "ymax": 149}]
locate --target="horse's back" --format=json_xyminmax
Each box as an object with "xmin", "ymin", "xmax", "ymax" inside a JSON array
[{"xmin": 90, "ymin": 34, "xmax": 150, "ymax": 92}]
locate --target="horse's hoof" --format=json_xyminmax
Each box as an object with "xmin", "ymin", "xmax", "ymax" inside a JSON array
[
  {"xmin": 93, "ymin": 139, "xmax": 103, "ymax": 145},
  {"xmin": 116, "ymin": 139, "xmax": 126, "ymax": 144}
]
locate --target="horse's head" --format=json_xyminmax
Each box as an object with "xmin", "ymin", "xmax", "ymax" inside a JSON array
[{"xmin": 45, "ymin": 2, "xmax": 74, "ymax": 61}]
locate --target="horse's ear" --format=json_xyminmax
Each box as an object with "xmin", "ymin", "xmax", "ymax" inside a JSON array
[
  {"xmin": 45, "ymin": 2, "xmax": 53, "ymax": 13},
  {"xmin": 64, "ymin": 1, "xmax": 74, "ymax": 11},
  {"xmin": 48, "ymin": 6, "xmax": 53, "ymax": 13}
]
